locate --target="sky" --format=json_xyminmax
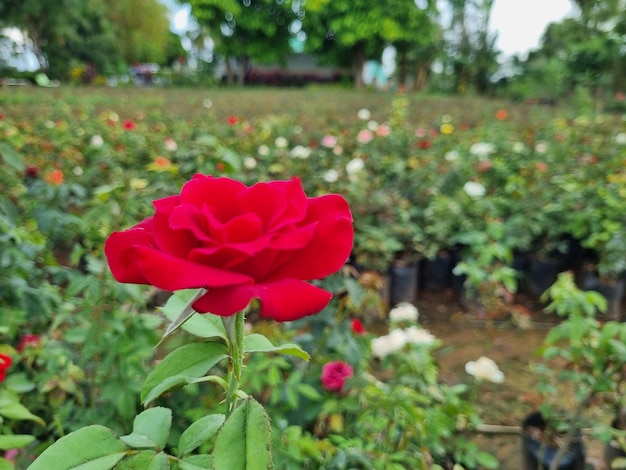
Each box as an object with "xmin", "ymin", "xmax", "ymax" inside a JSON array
[{"xmin": 489, "ymin": 0, "xmax": 574, "ymax": 56}]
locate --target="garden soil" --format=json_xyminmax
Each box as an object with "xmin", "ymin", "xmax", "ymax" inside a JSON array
[{"xmin": 414, "ymin": 288, "xmax": 612, "ymax": 470}]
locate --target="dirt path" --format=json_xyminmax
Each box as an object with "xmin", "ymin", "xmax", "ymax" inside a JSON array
[{"xmin": 415, "ymin": 290, "xmax": 608, "ymax": 469}]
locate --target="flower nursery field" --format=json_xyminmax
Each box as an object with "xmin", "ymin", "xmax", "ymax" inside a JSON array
[{"xmin": 1, "ymin": 85, "xmax": 626, "ymax": 469}]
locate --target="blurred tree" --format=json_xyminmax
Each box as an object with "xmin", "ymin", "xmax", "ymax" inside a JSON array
[
  {"xmin": 444, "ymin": 0, "xmax": 498, "ymax": 94},
  {"xmin": 187, "ymin": 0, "xmax": 295, "ymax": 85},
  {"xmin": 0, "ymin": 0, "xmax": 173, "ymax": 78},
  {"xmin": 302, "ymin": 0, "xmax": 422, "ymax": 89},
  {"xmin": 387, "ymin": 0, "xmax": 441, "ymax": 91},
  {"xmin": 107, "ymin": 0, "xmax": 172, "ymax": 65}
]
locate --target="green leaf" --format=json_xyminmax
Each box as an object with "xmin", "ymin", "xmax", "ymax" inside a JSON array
[
  {"xmin": 72, "ymin": 454, "xmax": 127, "ymax": 470},
  {"xmin": 0, "ymin": 401, "xmax": 45, "ymax": 425},
  {"xmin": 0, "ymin": 457, "xmax": 13, "ymax": 470},
  {"xmin": 120, "ymin": 434, "xmax": 158, "ymax": 450},
  {"xmin": 475, "ymin": 451, "xmax": 499, "ymax": 469},
  {"xmin": 243, "ymin": 334, "xmax": 310, "ymax": 361},
  {"xmin": 114, "ymin": 450, "xmax": 157, "ymax": 469},
  {"xmin": 147, "ymin": 452, "xmax": 169, "ymax": 470},
  {"xmin": 178, "ymin": 414, "xmax": 226, "ymax": 456},
  {"xmin": 158, "ymin": 289, "xmax": 226, "ymax": 344},
  {"xmin": 178, "ymin": 455, "xmax": 212, "ymax": 470},
  {"xmin": 611, "ymin": 457, "xmax": 626, "ymax": 469},
  {"xmin": 0, "ymin": 434, "xmax": 35, "ymax": 450},
  {"xmin": 213, "ymin": 398, "xmax": 272, "ymax": 470},
  {"xmin": 141, "ymin": 342, "xmax": 228, "ymax": 404},
  {"xmin": 0, "ymin": 143, "xmax": 24, "ymax": 171},
  {"xmin": 28, "ymin": 425, "xmax": 126, "ymax": 470},
  {"xmin": 128, "ymin": 408, "xmax": 172, "ymax": 450}
]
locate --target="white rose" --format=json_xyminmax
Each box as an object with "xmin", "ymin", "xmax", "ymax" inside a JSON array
[
  {"xmin": 404, "ymin": 326, "xmax": 436, "ymax": 345},
  {"xmin": 465, "ymin": 356, "xmax": 505, "ymax": 383},
  {"xmin": 290, "ymin": 145, "xmax": 311, "ymax": 159},
  {"xmin": 90, "ymin": 135, "xmax": 104, "ymax": 148},
  {"xmin": 389, "ymin": 302, "xmax": 419, "ymax": 323},
  {"xmin": 463, "ymin": 181, "xmax": 486, "ymax": 198},
  {"xmin": 357, "ymin": 108, "xmax": 371, "ymax": 120},
  {"xmin": 274, "ymin": 136, "xmax": 288, "ymax": 148},
  {"xmin": 444, "ymin": 150, "xmax": 459, "ymax": 161},
  {"xmin": 243, "ymin": 157, "xmax": 257, "ymax": 169},
  {"xmin": 371, "ymin": 329, "xmax": 408, "ymax": 358},
  {"xmin": 323, "ymin": 169, "xmax": 339, "ymax": 183},
  {"xmin": 346, "ymin": 158, "xmax": 364, "ymax": 175},
  {"xmin": 469, "ymin": 142, "xmax": 495, "ymax": 158},
  {"xmin": 258, "ymin": 144, "xmax": 270, "ymax": 156},
  {"xmin": 615, "ymin": 133, "xmax": 626, "ymax": 145}
]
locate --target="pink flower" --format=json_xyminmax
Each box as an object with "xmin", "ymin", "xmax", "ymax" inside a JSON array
[
  {"xmin": 321, "ymin": 361, "xmax": 353, "ymax": 392},
  {"xmin": 376, "ymin": 124, "xmax": 390, "ymax": 137},
  {"xmin": 321, "ymin": 135, "xmax": 338, "ymax": 148},
  {"xmin": 356, "ymin": 129, "xmax": 373, "ymax": 144}
]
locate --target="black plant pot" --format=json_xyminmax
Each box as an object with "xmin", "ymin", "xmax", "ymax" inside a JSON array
[
  {"xmin": 527, "ymin": 256, "xmax": 565, "ymax": 296},
  {"xmin": 521, "ymin": 412, "xmax": 586, "ymax": 470},
  {"xmin": 422, "ymin": 250, "xmax": 455, "ymax": 290},
  {"xmin": 388, "ymin": 262, "xmax": 419, "ymax": 306},
  {"xmin": 604, "ymin": 415, "xmax": 626, "ymax": 468}
]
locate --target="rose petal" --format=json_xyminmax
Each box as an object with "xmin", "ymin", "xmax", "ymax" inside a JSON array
[
  {"xmin": 181, "ymin": 175, "xmax": 246, "ymax": 222},
  {"xmin": 192, "ymin": 279, "xmax": 332, "ymax": 321},
  {"xmin": 152, "ymin": 195, "xmax": 200, "ymax": 257},
  {"xmin": 105, "ymin": 219, "xmax": 156, "ymax": 284},
  {"xmin": 132, "ymin": 246, "xmax": 253, "ymax": 290},
  {"xmin": 267, "ymin": 194, "xmax": 353, "ymax": 281}
]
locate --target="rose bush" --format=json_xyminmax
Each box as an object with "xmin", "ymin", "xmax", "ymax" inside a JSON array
[{"xmin": 105, "ymin": 174, "xmax": 353, "ymax": 321}]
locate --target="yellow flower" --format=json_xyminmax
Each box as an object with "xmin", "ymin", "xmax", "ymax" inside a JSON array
[
  {"xmin": 129, "ymin": 178, "xmax": 149, "ymax": 190},
  {"xmin": 440, "ymin": 123, "xmax": 454, "ymax": 135}
]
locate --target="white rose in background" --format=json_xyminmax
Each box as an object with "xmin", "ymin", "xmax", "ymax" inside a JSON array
[
  {"xmin": 274, "ymin": 136, "xmax": 288, "ymax": 148},
  {"xmin": 463, "ymin": 181, "xmax": 486, "ymax": 198},
  {"xmin": 357, "ymin": 108, "xmax": 371, "ymax": 120},
  {"xmin": 469, "ymin": 142, "xmax": 495, "ymax": 159},
  {"xmin": 371, "ymin": 329, "xmax": 408, "ymax": 359},
  {"xmin": 465, "ymin": 356, "xmax": 505, "ymax": 383},
  {"xmin": 290, "ymin": 145, "xmax": 311, "ymax": 159},
  {"xmin": 323, "ymin": 169, "xmax": 339, "ymax": 183},
  {"xmin": 258, "ymin": 144, "xmax": 270, "ymax": 156},
  {"xmin": 445, "ymin": 150, "xmax": 459, "ymax": 161},
  {"xmin": 389, "ymin": 302, "xmax": 419, "ymax": 323},
  {"xmin": 243, "ymin": 157, "xmax": 257, "ymax": 169},
  {"xmin": 404, "ymin": 326, "xmax": 436, "ymax": 346},
  {"xmin": 90, "ymin": 135, "xmax": 104, "ymax": 147},
  {"xmin": 615, "ymin": 133, "xmax": 626, "ymax": 145}
]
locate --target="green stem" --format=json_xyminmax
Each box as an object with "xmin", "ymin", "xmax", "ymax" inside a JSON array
[{"xmin": 222, "ymin": 309, "xmax": 246, "ymax": 416}]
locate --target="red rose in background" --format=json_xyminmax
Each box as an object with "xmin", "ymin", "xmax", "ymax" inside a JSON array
[
  {"xmin": 0, "ymin": 354, "xmax": 12, "ymax": 382},
  {"xmin": 123, "ymin": 120, "xmax": 136, "ymax": 131},
  {"xmin": 351, "ymin": 318, "xmax": 366, "ymax": 335},
  {"xmin": 227, "ymin": 116, "xmax": 239, "ymax": 125},
  {"xmin": 321, "ymin": 361, "xmax": 353, "ymax": 392},
  {"xmin": 105, "ymin": 175, "xmax": 353, "ymax": 322},
  {"xmin": 17, "ymin": 334, "xmax": 41, "ymax": 352}
]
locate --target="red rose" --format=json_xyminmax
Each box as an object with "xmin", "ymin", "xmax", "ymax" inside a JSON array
[
  {"xmin": 321, "ymin": 361, "xmax": 353, "ymax": 392},
  {"xmin": 105, "ymin": 175, "xmax": 353, "ymax": 321},
  {"xmin": 351, "ymin": 318, "xmax": 366, "ymax": 335},
  {"xmin": 0, "ymin": 354, "xmax": 12, "ymax": 382},
  {"xmin": 123, "ymin": 120, "xmax": 136, "ymax": 131},
  {"xmin": 17, "ymin": 334, "xmax": 41, "ymax": 352},
  {"xmin": 227, "ymin": 116, "xmax": 239, "ymax": 126}
]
